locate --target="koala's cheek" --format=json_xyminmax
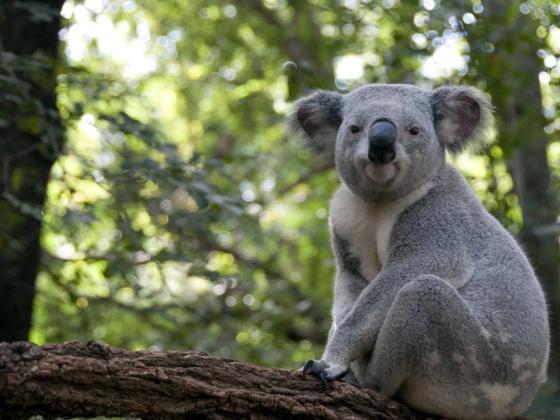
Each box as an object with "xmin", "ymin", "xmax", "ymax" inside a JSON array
[
  {"xmin": 335, "ymin": 146, "xmax": 356, "ymax": 168},
  {"xmin": 406, "ymin": 139, "xmax": 439, "ymax": 163}
]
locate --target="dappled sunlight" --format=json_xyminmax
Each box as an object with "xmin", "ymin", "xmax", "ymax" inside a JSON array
[
  {"xmin": 420, "ymin": 33, "xmax": 468, "ymax": 79},
  {"xmin": 61, "ymin": 0, "xmax": 160, "ymax": 78}
]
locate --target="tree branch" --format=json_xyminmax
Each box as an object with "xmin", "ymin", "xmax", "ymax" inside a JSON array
[
  {"xmin": 0, "ymin": 341, "xmax": 431, "ymax": 419},
  {"xmin": 275, "ymin": 159, "xmax": 334, "ymax": 197}
]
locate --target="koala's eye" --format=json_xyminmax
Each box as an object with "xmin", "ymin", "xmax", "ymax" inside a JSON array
[
  {"xmin": 409, "ymin": 127, "xmax": 420, "ymax": 136},
  {"xmin": 349, "ymin": 124, "xmax": 361, "ymax": 134}
]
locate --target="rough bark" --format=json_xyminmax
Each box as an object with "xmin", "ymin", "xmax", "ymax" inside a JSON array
[
  {"xmin": 0, "ymin": 0, "xmax": 65, "ymax": 341},
  {"xmin": 0, "ymin": 341, "xmax": 431, "ymax": 419}
]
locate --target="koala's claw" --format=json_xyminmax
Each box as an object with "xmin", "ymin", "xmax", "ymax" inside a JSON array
[
  {"xmin": 301, "ymin": 359, "xmax": 327, "ymax": 378},
  {"xmin": 301, "ymin": 359, "xmax": 349, "ymax": 388},
  {"xmin": 301, "ymin": 359, "xmax": 315, "ymax": 378},
  {"xmin": 319, "ymin": 370, "xmax": 330, "ymax": 388}
]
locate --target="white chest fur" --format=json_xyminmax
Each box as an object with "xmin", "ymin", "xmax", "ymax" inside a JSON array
[{"xmin": 329, "ymin": 183, "xmax": 433, "ymax": 280}]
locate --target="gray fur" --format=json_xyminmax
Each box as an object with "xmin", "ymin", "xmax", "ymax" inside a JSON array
[
  {"xmin": 292, "ymin": 84, "xmax": 549, "ymax": 419},
  {"xmin": 332, "ymin": 232, "xmax": 363, "ymax": 277},
  {"xmin": 289, "ymin": 90, "xmax": 343, "ymax": 162},
  {"xmin": 430, "ymin": 85, "xmax": 494, "ymax": 152}
]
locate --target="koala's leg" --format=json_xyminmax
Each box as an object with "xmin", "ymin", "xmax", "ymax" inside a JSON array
[{"xmin": 363, "ymin": 275, "xmax": 494, "ymax": 418}]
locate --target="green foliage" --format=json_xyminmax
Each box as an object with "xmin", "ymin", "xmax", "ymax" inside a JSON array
[{"xmin": 19, "ymin": 0, "xmax": 560, "ymax": 414}]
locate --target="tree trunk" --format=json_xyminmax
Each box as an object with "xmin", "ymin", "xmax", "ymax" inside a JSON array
[
  {"xmin": 479, "ymin": 1, "xmax": 560, "ymax": 381},
  {"xmin": 0, "ymin": 0, "xmax": 65, "ymax": 341},
  {"xmin": 0, "ymin": 341, "xmax": 431, "ymax": 419}
]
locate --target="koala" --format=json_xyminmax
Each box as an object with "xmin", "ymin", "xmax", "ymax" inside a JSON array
[{"xmin": 290, "ymin": 84, "xmax": 549, "ymax": 419}]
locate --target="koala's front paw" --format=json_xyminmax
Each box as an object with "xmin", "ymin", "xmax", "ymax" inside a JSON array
[{"xmin": 301, "ymin": 359, "xmax": 349, "ymax": 388}]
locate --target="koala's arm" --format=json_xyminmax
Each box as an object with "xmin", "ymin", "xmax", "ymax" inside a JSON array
[
  {"xmin": 322, "ymin": 262, "xmax": 411, "ymax": 366},
  {"xmin": 325, "ymin": 269, "xmax": 368, "ymax": 345},
  {"xmin": 330, "ymin": 232, "xmax": 369, "ymax": 328}
]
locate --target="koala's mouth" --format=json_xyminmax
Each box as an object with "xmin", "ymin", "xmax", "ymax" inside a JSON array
[{"xmin": 362, "ymin": 161, "xmax": 399, "ymax": 184}]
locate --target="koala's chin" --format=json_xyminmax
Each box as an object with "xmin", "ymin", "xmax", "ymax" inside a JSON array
[
  {"xmin": 353, "ymin": 156, "xmax": 411, "ymax": 200},
  {"xmin": 363, "ymin": 162, "xmax": 398, "ymax": 184}
]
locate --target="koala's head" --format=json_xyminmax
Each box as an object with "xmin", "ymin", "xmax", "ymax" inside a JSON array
[{"xmin": 290, "ymin": 84, "xmax": 492, "ymax": 200}]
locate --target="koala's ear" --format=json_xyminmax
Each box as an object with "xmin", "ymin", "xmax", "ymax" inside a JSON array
[
  {"xmin": 289, "ymin": 90, "xmax": 343, "ymax": 161},
  {"xmin": 430, "ymin": 86, "xmax": 493, "ymax": 153}
]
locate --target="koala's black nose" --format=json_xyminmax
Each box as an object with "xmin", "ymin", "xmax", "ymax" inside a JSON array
[{"xmin": 368, "ymin": 120, "xmax": 397, "ymax": 164}]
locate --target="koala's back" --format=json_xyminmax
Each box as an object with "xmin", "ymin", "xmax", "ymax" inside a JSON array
[
  {"xmin": 392, "ymin": 164, "xmax": 548, "ymax": 335},
  {"xmin": 390, "ymin": 164, "xmax": 549, "ymax": 415}
]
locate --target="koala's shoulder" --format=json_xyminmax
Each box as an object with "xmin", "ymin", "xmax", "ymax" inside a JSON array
[{"xmin": 392, "ymin": 166, "xmax": 486, "ymax": 246}]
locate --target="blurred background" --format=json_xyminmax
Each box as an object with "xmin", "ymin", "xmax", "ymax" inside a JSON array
[{"xmin": 1, "ymin": 0, "xmax": 559, "ymax": 416}]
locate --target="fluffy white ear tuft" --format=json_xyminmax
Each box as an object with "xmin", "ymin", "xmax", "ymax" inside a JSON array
[
  {"xmin": 430, "ymin": 86, "xmax": 493, "ymax": 153},
  {"xmin": 289, "ymin": 90, "xmax": 343, "ymax": 162}
]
